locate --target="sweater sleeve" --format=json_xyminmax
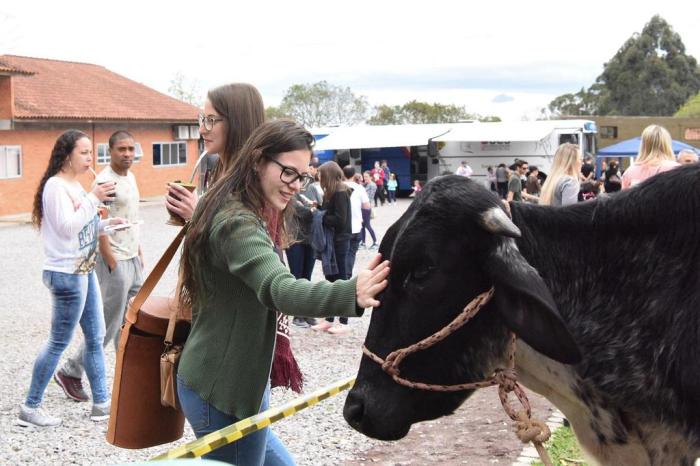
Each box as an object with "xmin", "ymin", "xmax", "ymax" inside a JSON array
[
  {"xmin": 322, "ymin": 191, "xmax": 349, "ymax": 230},
  {"xmin": 42, "ymin": 178, "xmax": 100, "ymax": 237},
  {"xmin": 213, "ymin": 214, "xmax": 362, "ymax": 318}
]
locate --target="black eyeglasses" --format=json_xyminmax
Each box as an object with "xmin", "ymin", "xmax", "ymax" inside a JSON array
[
  {"xmin": 198, "ymin": 113, "xmax": 224, "ymax": 131},
  {"xmin": 266, "ymin": 157, "xmax": 314, "ymax": 189}
]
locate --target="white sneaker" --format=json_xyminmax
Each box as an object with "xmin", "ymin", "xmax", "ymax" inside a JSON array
[
  {"xmin": 17, "ymin": 404, "xmax": 61, "ymax": 428},
  {"xmin": 90, "ymin": 402, "xmax": 111, "ymax": 421}
]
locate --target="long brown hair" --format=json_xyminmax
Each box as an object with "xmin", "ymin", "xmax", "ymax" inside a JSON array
[
  {"xmin": 207, "ymin": 83, "xmax": 265, "ymax": 181},
  {"xmin": 179, "ymin": 119, "xmax": 314, "ymax": 310},
  {"xmin": 32, "ymin": 130, "xmax": 90, "ymax": 228},
  {"xmin": 318, "ymin": 161, "xmax": 348, "ymax": 204}
]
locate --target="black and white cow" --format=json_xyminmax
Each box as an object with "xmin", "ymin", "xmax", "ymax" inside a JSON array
[{"xmin": 344, "ymin": 166, "xmax": 700, "ymax": 465}]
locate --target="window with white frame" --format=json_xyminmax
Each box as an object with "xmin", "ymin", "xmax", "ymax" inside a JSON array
[
  {"xmin": 152, "ymin": 142, "xmax": 187, "ymax": 166},
  {"xmin": 97, "ymin": 142, "xmax": 144, "ymax": 165},
  {"xmin": 0, "ymin": 145, "xmax": 22, "ymax": 179}
]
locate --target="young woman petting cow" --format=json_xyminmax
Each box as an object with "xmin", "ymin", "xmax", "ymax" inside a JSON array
[{"xmin": 176, "ymin": 120, "xmax": 389, "ymax": 465}]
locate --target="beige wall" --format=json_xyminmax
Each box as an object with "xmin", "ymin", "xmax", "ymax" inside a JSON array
[{"xmin": 585, "ymin": 116, "xmax": 700, "ymax": 149}]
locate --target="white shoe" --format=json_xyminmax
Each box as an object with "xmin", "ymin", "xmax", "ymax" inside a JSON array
[
  {"xmin": 17, "ymin": 404, "xmax": 61, "ymax": 428},
  {"xmin": 90, "ymin": 402, "xmax": 111, "ymax": 421}
]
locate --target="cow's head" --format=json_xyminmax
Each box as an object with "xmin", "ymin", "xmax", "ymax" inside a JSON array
[{"xmin": 344, "ymin": 175, "xmax": 581, "ymax": 440}]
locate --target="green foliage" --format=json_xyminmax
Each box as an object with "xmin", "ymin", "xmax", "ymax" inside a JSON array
[
  {"xmin": 675, "ymin": 91, "xmax": 700, "ymax": 117},
  {"xmin": 367, "ymin": 100, "xmax": 499, "ymax": 125},
  {"xmin": 549, "ymin": 15, "xmax": 700, "ymax": 116},
  {"xmin": 277, "ymin": 81, "xmax": 368, "ymax": 127},
  {"xmin": 532, "ymin": 426, "xmax": 589, "ymax": 466},
  {"xmin": 168, "ymin": 71, "xmax": 204, "ymax": 107},
  {"xmin": 265, "ymin": 106, "xmax": 290, "ymax": 121},
  {"xmin": 548, "ymin": 85, "xmax": 603, "ymax": 116}
]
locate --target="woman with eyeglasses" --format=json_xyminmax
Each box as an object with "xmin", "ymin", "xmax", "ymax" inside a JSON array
[
  {"xmin": 166, "ymin": 83, "xmax": 265, "ymax": 220},
  {"xmin": 176, "ymin": 120, "xmax": 389, "ymax": 465}
]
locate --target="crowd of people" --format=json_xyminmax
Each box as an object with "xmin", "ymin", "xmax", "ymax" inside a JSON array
[
  {"xmin": 18, "ymin": 83, "xmax": 698, "ymax": 466},
  {"xmin": 484, "ymin": 124, "xmax": 694, "ymax": 207}
]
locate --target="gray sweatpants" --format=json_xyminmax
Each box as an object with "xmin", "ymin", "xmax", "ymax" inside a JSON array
[{"xmin": 61, "ymin": 254, "xmax": 144, "ymax": 379}]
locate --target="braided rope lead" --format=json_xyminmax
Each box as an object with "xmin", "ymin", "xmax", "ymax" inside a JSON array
[{"xmin": 362, "ymin": 288, "xmax": 553, "ymax": 466}]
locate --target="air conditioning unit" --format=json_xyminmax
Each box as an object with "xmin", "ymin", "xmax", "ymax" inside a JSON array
[{"xmin": 173, "ymin": 125, "xmax": 189, "ymax": 140}]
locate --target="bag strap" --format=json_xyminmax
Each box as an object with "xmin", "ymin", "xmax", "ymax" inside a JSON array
[{"xmin": 125, "ymin": 225, "xmax": 188, "ymax": 325}]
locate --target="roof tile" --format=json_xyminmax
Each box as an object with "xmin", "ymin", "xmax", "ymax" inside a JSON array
[{"xmin": 0, "ymin": 55, "xmax": 198, "ymax": 121}]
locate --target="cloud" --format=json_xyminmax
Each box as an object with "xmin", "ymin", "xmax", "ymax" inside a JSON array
[{"xmin": 492, "ymin": 94, "xmax": 515, "ymax": 103}]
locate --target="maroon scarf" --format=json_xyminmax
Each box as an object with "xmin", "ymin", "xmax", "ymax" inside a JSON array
[{"xmin": 264, "ymin": 207, "xmax": 304, "ymax": 393}]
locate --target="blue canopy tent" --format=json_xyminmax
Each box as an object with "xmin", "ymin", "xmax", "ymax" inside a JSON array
[{"xmin": 596, "ymin": 137, "xmax": 699, "ymax": 174}]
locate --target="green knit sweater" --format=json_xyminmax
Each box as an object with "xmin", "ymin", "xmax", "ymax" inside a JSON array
[{"xmin": 178, "ymin": 197, "xmax": 362, "ymax": 419}]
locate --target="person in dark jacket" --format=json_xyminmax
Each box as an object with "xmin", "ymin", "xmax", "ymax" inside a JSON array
[
  {"xmin": 311, "ymin": 161, "xmax": 353, "ymax": 334},
  {"xmin": 604, "ymin": 159, "xmax": 622, "ymax": 193},
  {"xmin": 286, "ymin": 159, "xmax": 323, "ymax": 328}
]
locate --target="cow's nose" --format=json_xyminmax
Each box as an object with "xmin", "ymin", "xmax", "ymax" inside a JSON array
[{"xmin": 343, "ymin": 390, "xmax": 365, "ymax": 429}]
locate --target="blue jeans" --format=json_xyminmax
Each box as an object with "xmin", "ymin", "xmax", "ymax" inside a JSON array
[
  {"xmin": 325, "ymin": 239, "xmax": 350, "ymax": 324},
  {"xmin": 346, "ymin": 233, "xmax": 362, "ymax": 277},
  {"xmin": 285, "ymin": 243, "xmax": 315, "ymax": 280},
  {"xmin": 360, "ymin": 208, "xmax": 376, "ymax": 245},
  {"xmin": 26, "ymin": 270, "xmax": 108, "ymax": 407},
  {"xmin": 177, "ymin": 376, "xmax": 295, "ymax": 466}
]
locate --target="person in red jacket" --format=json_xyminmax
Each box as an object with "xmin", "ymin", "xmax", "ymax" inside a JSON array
[{"xmin": 370, "ymin": 161, "xmax": 386, "ymax": 206}]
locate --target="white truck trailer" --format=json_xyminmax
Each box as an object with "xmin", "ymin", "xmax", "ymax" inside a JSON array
[{"xmin": 430, "ymin": 119, "xmax": 598, "ymax": 182}]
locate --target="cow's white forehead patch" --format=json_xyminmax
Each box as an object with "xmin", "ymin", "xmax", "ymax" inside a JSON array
[{"xmin": 494, "ymin": 240, "xmax": 537, "ymax": 275}]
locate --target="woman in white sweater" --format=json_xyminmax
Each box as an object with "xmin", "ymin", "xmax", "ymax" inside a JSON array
[{"xmin": 19, "ymin": 130, "xmax": 124, "ymax": 428}]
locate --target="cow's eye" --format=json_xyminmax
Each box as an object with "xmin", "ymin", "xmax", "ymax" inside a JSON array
[{"xmin": 412, "ymin": 264, "xmax": 435, "ymax": 281}]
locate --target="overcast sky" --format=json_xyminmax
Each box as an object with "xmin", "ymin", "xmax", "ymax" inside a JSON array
[{"xmin": 2, "ymin": 0, "xmax": 699, "ymax": 121}]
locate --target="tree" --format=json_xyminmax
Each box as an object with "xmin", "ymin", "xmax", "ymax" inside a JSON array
[
  {"xmin": 367, "ymin": 100, "xmax": 499, "ymax": 125},
  {"xmin": 548, "ymin": 85, "xmax": 603, "ymax": 116},
  {"xmin": 674, "ymin": 91, "xmax": 700, "ymax": 118},
  {"xmin": 549, "ymin": 15, "xmax": 700, "ymax": 116},
  {"xmin": 168, "ymin": 71, "xmax": 204, "ymax": 107},
  {"xmin": 265, "ymin": 106, "xmax": 290, "ymax": 121},
  {"xmin": 277, "ymin": 81, "xmax": 368, "ymax": 127}
]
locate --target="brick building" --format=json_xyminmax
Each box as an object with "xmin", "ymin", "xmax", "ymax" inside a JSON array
[{"xmin": 0, "ymin": 55, "xmax": 200, "ymax": 217}]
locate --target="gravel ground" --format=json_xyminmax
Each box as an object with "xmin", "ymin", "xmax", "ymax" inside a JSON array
[{"xmin": 0, "ymin": 197, "xmax": 554, "ymax": 465}]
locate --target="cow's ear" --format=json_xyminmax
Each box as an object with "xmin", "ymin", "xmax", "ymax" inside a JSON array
[{"xmin": 485, "ymin": 242, "xmax": 581, "ymax": 365}]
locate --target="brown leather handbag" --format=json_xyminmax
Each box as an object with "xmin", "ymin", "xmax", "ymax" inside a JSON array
[{"xmin": 106, "ymin": 227, "xmax": 191, "ymax": 449}]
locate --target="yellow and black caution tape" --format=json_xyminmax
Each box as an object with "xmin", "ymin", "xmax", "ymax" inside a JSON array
[{"xmin": 151, "ymin": 376, "xmax": 356, "ymax": 461}]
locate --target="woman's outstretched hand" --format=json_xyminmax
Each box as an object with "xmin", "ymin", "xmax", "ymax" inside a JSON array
[{"xmin": 356, "ymin": 253, "xmax": 390, "ymax": 309}]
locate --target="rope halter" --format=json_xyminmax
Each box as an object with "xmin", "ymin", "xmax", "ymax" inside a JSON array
[{"xmin": 362, "ymin": 286, "xmax": 553, "ymax": 466}]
